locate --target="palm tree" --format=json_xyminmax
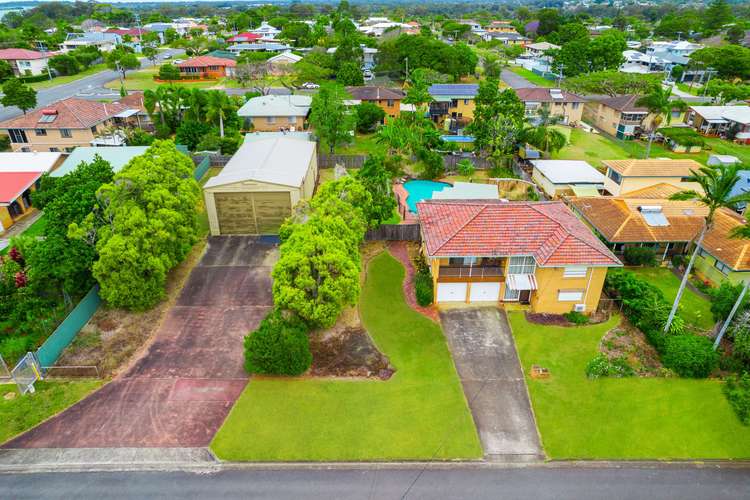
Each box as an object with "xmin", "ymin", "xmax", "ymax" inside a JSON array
[
  {"xmin": 205, "ymin": 90, "xmax": 231, "ymax": 138},
  {"xmin": 521, "ymin": 124, "xmax": 567, "ymax": 156},
  {"xmin": 636, "ymin": 85, "xmax": 688, "ymax": 159},
  {"xmin": 663, "ymin": 164, "xmax": 750, "ymax": 333}
]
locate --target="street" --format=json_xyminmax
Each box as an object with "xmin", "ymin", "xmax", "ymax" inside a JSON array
[
  {"xmin": 500, "ymin": 67, "xmax": 537, "ymax": 89},
  {"xmin": 1, "ymin": 466, "xmax": 748, "ymax": 499},
  {"xmin": 0, "ymin": 48, "xmax": 185, "ymax": 122}
]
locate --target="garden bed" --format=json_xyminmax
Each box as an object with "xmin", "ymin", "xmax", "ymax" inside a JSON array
[
  {"xmin": 526, "ymin": 311, "xmax": 610, "ymax": 327},
  {"xmin": 598, "ymin": 318, "xmax": 664, "ymax": 376},
  {"xmin": 309, "ymin": 327, "xmax": 393, "ymax": 379}
]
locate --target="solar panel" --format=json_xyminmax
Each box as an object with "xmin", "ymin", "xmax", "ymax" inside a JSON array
[{"xmin": 38, "ymin": 114, "xmax": 56, "ymax": 123}]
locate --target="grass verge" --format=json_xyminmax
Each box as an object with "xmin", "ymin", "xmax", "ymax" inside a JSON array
[
  {"xmin": 211, "ymin": 251, "xmax": 481, "ymax": 461},
  {"xmin": 0, "ymin": 379, "xmax": 103, "ymax": 445},
  {"xmin": 510, "ymin": 312, "xmax": 750, "ymax": 459},
  {"xmin": 509, "ymin": 66, "xmax": 556, "ymax": 87},
  {"xmin": 28, "ymin": 64, "xmax": 108, "ymax": 90}
]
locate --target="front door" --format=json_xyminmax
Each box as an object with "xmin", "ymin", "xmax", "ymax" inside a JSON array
[{"xmin": 519, "ymin": 290, "xmax": 531, "ymax": 304}]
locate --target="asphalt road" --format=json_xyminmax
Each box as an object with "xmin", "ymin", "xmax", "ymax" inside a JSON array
[
  {"xmin": 1, "ymin": 466, "xmax": 748, "ymax": 499},
  {"xmin": 0, "ymin": 48, "xmax": 185, "ymax": 122}
]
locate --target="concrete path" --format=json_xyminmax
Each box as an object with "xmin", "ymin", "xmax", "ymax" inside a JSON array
[
  {"xmin": 501, "ymin": 68, "xmax": 537, "ymax": 89},
  {"xmin": 4, "ymin": 236, "xmax": 276, "ymax": 448},
  {"xmin": 440, "ymin": 307, "xmax": 543, "ymax": 461}
]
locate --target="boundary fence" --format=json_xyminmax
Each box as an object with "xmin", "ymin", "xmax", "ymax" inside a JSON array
[
  {"xmin": 365, "ymin": 224, "xmax": 421, "ymax": 241},
  {"xmin": 318, "ymin": 153, "xmax": 367, "ymax": 168}
]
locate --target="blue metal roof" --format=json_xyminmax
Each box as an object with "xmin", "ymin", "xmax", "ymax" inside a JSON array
[{"xmin": 428, "ymin": 84, "xmax": 479, "ymax": 97}]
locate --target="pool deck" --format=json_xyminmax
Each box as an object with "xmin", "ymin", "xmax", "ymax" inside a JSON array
[{"xmin": 393, "ymin": 183, "xmax": 419, "ymax": 223}]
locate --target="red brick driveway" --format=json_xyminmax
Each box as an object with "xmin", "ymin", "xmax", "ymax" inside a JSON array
[{"xmin": 4, "ymin": 237, "xmax": 276, "ymax": 448}]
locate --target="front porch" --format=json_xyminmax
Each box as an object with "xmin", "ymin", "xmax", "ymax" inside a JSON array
[{"xmin": 433, "ymin": 258, "xmax": 537, "ymax": 306}]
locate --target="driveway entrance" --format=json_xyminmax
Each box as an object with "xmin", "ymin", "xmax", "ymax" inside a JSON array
[
  {"xmin": 440, "ymin": 307, "xmax": 544, "ymax": 461},
  {"xmin": 4, "ymin": 236, "xmax": 276, "ymax": 448}
]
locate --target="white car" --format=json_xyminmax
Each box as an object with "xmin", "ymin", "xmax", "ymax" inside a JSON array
[
  {"xmin": 301, "ymin": 82, "xmax": 320, "ymax": 89},
  {"xmin": 172, "ymin": 59, "xmax": 184, "ymax": 64},
  {"xmin": 162, "ymin": 54, "xmax": 172, "ymax": 60}
]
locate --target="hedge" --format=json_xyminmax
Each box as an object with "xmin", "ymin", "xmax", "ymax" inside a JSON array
[{"xmin": 244, "ymin": 310, "xmax": 312, "ymax": 376}]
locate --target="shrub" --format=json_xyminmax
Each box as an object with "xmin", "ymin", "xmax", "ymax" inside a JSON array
[
  {"xmin": 418, "ymin": 148, "xmax": 445, "ymax": 180},
  {"xmin": 585, "ymin": 354, "xmax": 634, "ymax": 379},
  {"xmin": 354, "ymin": 102, "xmax": 385, "ymax": 134},
  {"xmin": 671, "ymin": 254, "xmax": 686, "ymax": 269},
  {"xmin": 175, "ymin": 120, "xmax": 213, "ymax": 150},
  {"xmin": 623, "ymin": 246, "xmax": 656, "ymax": 266},
  {"xmin": 709, "ymin": 281, "xmax": 747, "ymax": 322},
  {"xmin": 244, "ymin": 310, "xmax": 312, "ymax": 376},
  {"xmin": 563, "ymin": 310, "xmax": 589, "ymax": 325},
  {"xmin": 154, "ymin": 123, "xmax": 172, "ymax": 139},
  {"xmin": 415, "ymin": 270, "xmax": 434, "ymax": 307},
  {"xmin": 0, "ymin": 134, "xmax": 10, "ymax": 152},
  {"xmin": 662, "ymin": 335, "xmax": 719, "ymax": 378},
  {"xmin": 158, "ymin": 63, "xmax": 181, "ymax": 81},
  {"xmin": 456, "ymin": 158, "xmax": 475, "ymax": 178},
  {"xmin": 660, "ymin": 127, "xmax": 705, "ymax": 148},
  {"xmin": 724, "ymin": 372, "xmax": 750, "ymax": 425}
]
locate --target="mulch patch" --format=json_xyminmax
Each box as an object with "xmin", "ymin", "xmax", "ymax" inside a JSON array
[
  {"xmin": 599, "ymin": 317, "xmax": 664, "ymax": 376},
  {"xmin": 386, "ymin": 241, "xmax": 440, "ymax": 322},
  {"xmin": 309, "ymin": 327, "xmax": 394, "ymax": 380}
]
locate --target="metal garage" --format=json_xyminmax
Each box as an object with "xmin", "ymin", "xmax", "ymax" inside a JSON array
[{"xmin": 203, "ymin": 134, "xmax": 317, "ymax": 235}]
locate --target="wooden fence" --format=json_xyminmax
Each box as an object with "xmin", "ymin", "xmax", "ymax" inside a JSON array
[
  {"xmin": 365, "ymin": 223, "xmax": 421, "ymax": 241},
  {"xmin": 318, "ymin": 153, "xmax": 367, "ymax": 168},
  {"xmin": 442, "ymin": 154, "xmax": 494, "ymax": 170}
]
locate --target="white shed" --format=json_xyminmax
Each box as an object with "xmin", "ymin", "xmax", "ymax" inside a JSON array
[{"xmin": 530, "ymin": 160, "xmax": 605, "ymax": 198}]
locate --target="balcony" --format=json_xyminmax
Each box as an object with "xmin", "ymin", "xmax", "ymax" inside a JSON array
[{"xmin": 438, "ymin": 266, "xmax": 504, "ymax": 282}]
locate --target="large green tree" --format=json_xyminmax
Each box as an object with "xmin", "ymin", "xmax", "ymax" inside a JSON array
[
  {"xmin": 704, "ymin": 0, "xmax": 733, "ymax": 33},
  {"xmin": 1, "ymin": 78, "xmax": 37, "ymax": 114},
  {"xmin": 105, "ymin": 47, "xmax": 140, "ymax": 83},
  {"xmin": 309, "ymin": 82, "xmax": 355, "ymax": 154},
  {"xmin": 355, "ymin": 154, "xmax": 396, "ymax": 226},
  {"xmin": 466, "ymin": 79, "xmax": 525, "ymax": 161},
  {"xmin": 563, "ymin": 71, "xmax": 661, "ymax": 97}
]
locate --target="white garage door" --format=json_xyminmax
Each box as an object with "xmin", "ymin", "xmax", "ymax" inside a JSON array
[
  {"xmin": 469, "ymin": 282, "xmax": 501, "ymax": 302},
  {"xmin": 436, "ymin": 283, "xmax": 467, "ymax": 302}
]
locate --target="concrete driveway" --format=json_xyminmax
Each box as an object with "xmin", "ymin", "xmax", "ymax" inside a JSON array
[
  {"xmin": 440, "ymin": 308, "xmax": 543, "ymax": 461},
  {"xmin": 500, "ymin": 68, "xmax": 538, "ymax": 89},
  {"xmin": 4, "ymin": 236, "xmax": 275, "ymax": 448}
]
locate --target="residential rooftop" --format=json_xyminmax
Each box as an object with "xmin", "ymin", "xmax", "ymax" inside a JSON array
[
  {"xmin": 0, "ymin": 98, "xmax": 134, "ymax": 130},
  {"xmin": 237, "ymin": 94, "xmax": 312, "ymax": 118},
  {"xmin": 602, "ymin": 159, "xmax": 703, "ymax": 177}
]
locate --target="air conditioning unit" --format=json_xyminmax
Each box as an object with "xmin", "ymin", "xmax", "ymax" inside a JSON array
[{"xmin": 574, "ymin": 304, "xmax": 586, "ymax": 312}]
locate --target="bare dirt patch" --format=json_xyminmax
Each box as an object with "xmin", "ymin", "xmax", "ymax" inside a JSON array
[
  {"xmin": 599, "ymin": 317, "xmax": 664, "ymax": 377},
  {"xmin": 56, "ymin": 240, "xmax": 207, "ymax": 378},
  {"xmin": 525, "ymin": 312, "xmax": 610, "ymax": 327}
]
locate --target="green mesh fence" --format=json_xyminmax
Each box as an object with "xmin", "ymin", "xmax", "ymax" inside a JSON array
[
  {"xmin": 194, "ymin": 156, "xmax": 211, "ymax": 181},
  {"xmin": 36, "ymin": 286, "xmax": 101, "ymax": 367}
]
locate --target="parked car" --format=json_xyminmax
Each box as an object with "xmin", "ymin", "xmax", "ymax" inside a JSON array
[
  {"xmin": 301, "ymin": 82, "xmax": 320, "ymax": 89},
  {"xmin": 163, "ymin": 54, "xmax": 172, "ymax": 60},
  {"xmin": 363, "ymin": 70, "xmax": 374, "ymax": 81},
  {"xmin": 172, "ymin": 59, "xmax": 184, "ymax": 64}
]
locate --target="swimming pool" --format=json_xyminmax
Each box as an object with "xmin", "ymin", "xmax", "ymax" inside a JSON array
[
  {"xmin": 440, "ymin": 135, "xmax": 475, "ymax": 143},
  {"xmin": 404, "ymin": 180, "xmax": 451, "ymax": 213}
]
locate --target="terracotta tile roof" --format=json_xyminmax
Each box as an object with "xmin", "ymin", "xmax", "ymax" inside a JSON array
[
  {"xmin": 113, "ymin": 92, "xmax": 146, "ymax": 112},
  {"xmin": 569, "ymin": 196, "xmax": 706, "ymax": 243},
  {"xmin": 0, "ymin": 98, "xmax": 133, "ymax": 130},
  {"xmin": 0, "ymin": 48, "xmax": 49, "ymax": 60},
  {"xmin": 177, "ymin": 56, "xmax": 236, "ymax": 68},
  {"xmin": 0, "ymin": 171, "xmax": 42, "ymax": 204},
  {"xmin": 515, "ymin": 87, "xmax": 586, "ymax": 103},
  {"xmin": 603, "ymin": 159, "xmax": 702, "ymax": 177},
  {"xmin": 618, "ymin": 182, "xmax": 683, "ymax": 199},
  {"xmin": 227, "ymin": 32, "xmax": 262, "ymax": 42},
  {"xmin": 418, "ymin": 200, "xmax": 621, "ymax": 267},
  {"xmin": 346, "ymin": 86, "xmax": 405, "ymax": 101},
  {"xmin": 594, "ymin": 94, "xmax": 648, "ymax": 112},
  {"xmin": 703, "ymin": 209, "xmax": 750, "ymax": 271}
]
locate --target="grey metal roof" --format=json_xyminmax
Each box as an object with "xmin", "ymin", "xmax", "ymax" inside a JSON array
[{"xmin": 237, "ymin": 94, "xmax": 312, "ymax": 118}]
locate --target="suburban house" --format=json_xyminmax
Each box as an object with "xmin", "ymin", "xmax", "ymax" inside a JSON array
[
  {"xmin": 0, "ymin": 98, "xmax": 138, "ymax": 152},
  {"xmin": 0, "ymin": 152, "xmax": 63, "ymax": 233},
  {"xmin": 602, "ymin": 159, "xmax": 703, "ymax": 196},
  {"xmin": 237, "ymin": 94, "xmax": 312, "ymax": 132},
  {"xmin": 266, "ymin": 51, "xmax": 302, "ymax": 74},
  {"xmin": 515, "ymin": 88, "xmax": 586, "ymax": 125},
  {"xmin": 428, "ymin": 84, "xmax": 479, "ymax": 130},
  {"xmin": 568, "ymin": 184, "xmax": 705, "ymax": 262},
  {"xmin": 487, "ymin": 20, "xmax": 517, "ymax": 33},
  {"xmin": 326, "ymin": 45, "xmax": 378, "ymax": 70},
  {"xmin": 684, "ymin": 106, "xmax": 750, "ymax": 138},
  {"xmin": 482, "ymin": 31, "xmax": 529, "ymax": 46},
  {"xmin": 52, "ymin": 144, "xmax": 187, "ymax": 177},
  {"xmin": 228, "ymin": 42, "xmax": 292, "ymax": 55},
  {"xmin": 105, "ymin": 28, "xmax": 146, "ymax": 43},
  {"xmin": 530, "ymin": 160, "xmax": 605, "ymax": 198},
  {"xmin": 177, "ymin": 56, "xmax": 236, "ymax": 79},
  {"xmin": 620, "ymin": 50, "xmax": 669, "ymax": 74},
  {"xmin": 346, "ymin": 86, "xmax": 406, "ymax": 121},
  {"xmin": 203, "ymin": 134, "xmax": 317, "ymax": 235},
  {"xmin": 60, "ymin": 32, "xmax": 121, "ymax": 52},
  {"xmin": 249, "ymin": 21, "xmax": 281, "ymax": 39},
  {"xmin": 694, "ymin": 209, "xmax": 750, "ymax": 285},
  {"xmin": 113, "ymin": 91, "xmax": 152, "ymax": 130},
  {"xmin": 524, "ymin": 41, "xmax": 560, "ymax": 59},
  {"xmin": 583, "ymin": 95, "xmax": 655, "ymax": 140},
  {"xmin": 226, "ymin": 32, "xmax": 263, "ymax": 44},
  {"xmin": 0, "ymin": 49, "xmax": 53, "ymax": 77},
  {"xmin": 417, "ymin": 199, "xmax": 621, "ymax": 313}
]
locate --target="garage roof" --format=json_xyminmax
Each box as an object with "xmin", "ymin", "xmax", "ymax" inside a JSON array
[{"xmin": 204, "ymin": 137, "xmax": 315, "ymax": 189}]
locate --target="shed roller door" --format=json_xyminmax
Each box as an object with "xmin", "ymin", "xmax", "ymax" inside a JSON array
[
  {"xmin": 469, "ymin": 282, "xmax": 500, "ymax": 302},
  {"xmin": 214, "ymin": 191, "xmax": 291, "ymax": 235},
  {"xmin": 437, "ymin": 283, "xmax": 467, "ymax": 302}
]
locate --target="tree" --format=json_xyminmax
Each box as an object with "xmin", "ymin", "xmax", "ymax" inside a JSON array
[
  {"xmin": 105, "ymin": 48, "xmax": 140, "ymax": 83},
  {"xmin": 244, "ymin": 309, "xmax": 311, "ymax": 375},
  {"xmin": 355, "ymin": 154, "xmax": 396, "ymax": 226},
  {"xmin": 522, "ymin": 123, "xmax": 567, "ymax": 156},
  {"xmin": 704, "ymin": 0, "xmax": 733, "ymax": 33},
  {"xmin": 124, "ymin": 127, "xmax": 154, "ymax": 146},
  {"xmin": 175, "ymin": 120, "xmax": 213, "ymax": 150},
  {"xmin": 1, "ymin": 78, "xmax": 37, "ymax": 114},
  {"xmin": 552, "ymin": 30, "xmax": 625, "ymax": 77},
  {"xmin": 466, "ymin": 79, "xmax": 525, "ymax": 160},
  {"xmin": 49, "ymin": 54, "xmax": 80, "ymax": 76},
  {"xmin": 0, "ymin": 60, "xmax": 13, "ymax": 81},
  {"xmin": 336, "ymin": 61, "xmax": 364, "ymax": 86},
  {"xmin": 664, "ymin": 165, "xmax": 750, "ymax": 334},
  {"xmin": 205, "ymin": 90, "xmax": 232, "ymax": 138},
  {"xmin": 537, "ymin": 8, "xmax": 561, "ymax": 36},
  {"xmin": 354, "ymin": 102, "xmax": 385, "ymax": 133},
  {"xmin": 402, "ymin": 68, "xmax": 435, "ymax": 109},
  {"xmin": 142, "ymin": 46, "xmax": 158, "ymax": 66},
  {"xmin": 309, "ymin": 83, "xmax": 354, "ymax": 154},
  {"xmin": 636, "ymin": 85, "xmax": 687, "ymax": 159},
  {"xmin": 726, "ymin": 25, "xmax": 745, "ymax": 45},
  {"xmin": 157, "ymin": 63, "xmax": 180, "ymax": 81},
  {"xmin": 70, "ymin": 141, "xmax": 200, "ymax": 310},
  {"xmin": 691, "ymin": 45, "xmax": 750, "ymax": 81},
  {"xmin": 563, "ymin": 71, "xmax": 661, "ymax": 97},
  {"xmin": 483, "ymin": 53, "xmax": 502, "ymax": 79}
]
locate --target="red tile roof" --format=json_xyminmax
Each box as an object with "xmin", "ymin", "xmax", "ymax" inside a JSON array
[
  {"xmin": 0, "ymin": 98, "xmax": 134, "ymax": 130},
  {"xmin": 418, "ymin": 200, "xmax": 621, "ymax": 267},
  {"xmin": 227, "ymin": 32, "xmax": 262, "ymax": 42},
  {"xmin": 105, "ymin": 28, "xmax": 146, "ymax": 37},
  {"xmin": 0, "ymin": 171, "xmax": 41, "ymax": 204},
  {"xmin": 177, "ymin": 55, "xmax": 237, "ymax": 68},
  {"xmin": 0, "ymin": 48, "xmax": 49, "ymax": 60}
]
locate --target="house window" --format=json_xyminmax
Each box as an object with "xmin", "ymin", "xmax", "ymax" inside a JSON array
[
  {"xmin": 35, "ymin": 129, "xmax": 47, "ymax": 136},
  {"xmin": 60, "ymin": 129, "xmax": 72, "ymax": 138},
  {"xmin": 288, "ymin": 116, "xmax": 296, "ymax": 124},
  {"xmin": 451, "ymin": 99, "xmax": 458, "ymax": 107},
  {"xmin": 563, "ymin": 266, "xmax": 587, "ymax": 278},
  {"xmin": 49, "ymin": 147, "xmax": 59, "ymax": 152},
  {"xmin": 558, "ymin": 290, "xmax": 584, "ymax": 302},
  {"xmin": 463, "ymin": 99, "xmax": 469, "ymax": 105},
  {"xmin": 697, "ymin": 247, "xmax": 709, "ymax": 258},
  {"xmin": 267, "ymin": 116, "xmax": 276, "ymax": 124},
  {"xmin": 448, "ymin": 257, "xmax": 476, "ymax": 266},
  {"xmin": 508, "ymin": 256, "xmax": 535, "ymax": 274},
  {"xmin": 8, "ymin": 129, "xmax": 28, "ymax": 143},
  {"xmin": 504, "ymin": 286, "xmax": 521, "ymax": 301},
  {"xmin": 714, "ymin": 260, "xmax": 732, "ymax": 275},
  {"xmin": 607, "ymin": 169, "xmax": 622, "ymax": 185},
  {"xmin": 65, "ymin": 147, "xmax": 75, "ymax": 153},
  {"xmin": 387, "ymin": 99, "xmax": 394, "ymax": 107},
  {"xmin": 21, "ymin": 147, "xmax": 31, "ymax": 152},
  {"xmin": 91, "ymin": 126, "xmax": 97, "ymax": 134},
  {"xmin": 572, "ymin": 102, "xmax": 580, "ymax": 109}
]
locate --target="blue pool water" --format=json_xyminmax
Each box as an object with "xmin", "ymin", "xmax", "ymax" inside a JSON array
[
  {"xmin": 404, "ymin": 180, "xmax": 451, "ymax": 213},
  {"xmin": 441, "ymin": 135, "xmax": 475, "ymax": 143}
]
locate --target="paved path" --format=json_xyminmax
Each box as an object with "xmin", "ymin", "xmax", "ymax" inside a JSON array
[
  {"xmin": 440, "ymin": 307, "xmax": 543, "ymax": 461},
  {"xmin": 1, "ymin": 467, "xmax": 748, "ymax": 499},
  {"xmin": 501, "ymin": 67, "xmax": 537, "ymax": 89},
  {"xmin": 4, "ymin": 236, "xmax": 276, "ymax": 448}
]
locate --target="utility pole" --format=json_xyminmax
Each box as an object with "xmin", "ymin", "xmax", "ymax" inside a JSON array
[
  {"xmin": 37, "ymin": 41, "xmax": 53, "ymax": 81},
  {"xmin": 405, "ymin": 56, "xmax": 409, "ymax": 81}
]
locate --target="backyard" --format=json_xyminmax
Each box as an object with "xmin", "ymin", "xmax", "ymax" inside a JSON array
[
  {"xmin": 619, "ymin": 136, "xmax": 750, "ymax": 166},
  {"xmin": 211, "ymin": 251, "xmax": 482, "ymax": 461},
  {"xmin": 552, "ymin": 128, "xmax": 631, "ymax": 169},
  {"xmin": 628, "ymin": 267, "xmax": 716, "ymax": 332},
  {"xmin": 510, "ymin": 312, "xmax": 750, "ymax": 459},
  {"xmin": 509, "ymin": 66, "xmax": 556, "ymax": 88}
]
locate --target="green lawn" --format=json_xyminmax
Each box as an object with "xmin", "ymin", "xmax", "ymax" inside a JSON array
[
  {"xmin": 511, "ymin": 312, "xmax": 750, "ymax": 459},
  {"xmin": 105, "ymin": 68, "xmax": 219, "ymax": 91},
  {"xmin": 552, "ymin": 128, "xmax": 631, "ymax": 169},
  {"xmin": 619, "ymin": 136, "xmax": 750, "ymax": 166},
  {"xmin": 325, "ymin": 133, "xmax": 385, "ymax": 156},
  {"xmin": 22, "ymin": 215, "xmax": 47, "ymax": 238},
  {"xmin": 0, "ymin": 379, "xmax": 103, "ymax": 445},
  {"xmin": 211, "ymin": 251, "xmax": 482, "ymax": 461},
  {"xmin": 628, "ymin": 267, "xmax": 716, "ymax": 332},
  {"xmin": 28, "ymin": 64, "xmax": 108, "ymax": 90},
  {"xmin": 509, "ymin": 66, "xmax": 556, "ymax": 88}
]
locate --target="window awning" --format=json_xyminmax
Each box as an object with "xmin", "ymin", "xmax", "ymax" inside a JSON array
[
  {"xmin": 569, "ymin": 185, "xmax": 601, "ymax": 197},
  {"xmin": 506, "ymin": 274, "xmax": 538, "ymax": 291}
]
